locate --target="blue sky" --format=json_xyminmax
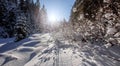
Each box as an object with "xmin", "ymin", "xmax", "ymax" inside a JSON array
[{"xmin": 40, "ymin": 0, "xmax": 75, "ymax": 21}]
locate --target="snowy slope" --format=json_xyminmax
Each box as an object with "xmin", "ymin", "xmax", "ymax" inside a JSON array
[{"xmin": 0, "ymin": 33, "xmax": 120, "ymax": 66}]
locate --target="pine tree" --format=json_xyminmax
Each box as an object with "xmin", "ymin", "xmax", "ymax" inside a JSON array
[
  {"xmin": 0, "ymin": 0, "xmax": 17, "ymax": 38},
  {"xmin": 14, "ymin": 13, "xmax": 28, "ymax": 42},
  {"xmin": 0, "ymin": 0, "xmax": 48, "ymax": 39},
  {"xmin": 70, "ymin": 0, "xmax": 120, "ymax": 45},
  {"xmin": 39, "ymin": 5, "xmax": 48, "ymax": 32}
]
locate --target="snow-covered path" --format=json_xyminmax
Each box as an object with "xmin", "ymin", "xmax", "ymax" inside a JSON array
[{"xmin": 0, "ymin": 33, "xmax": 120, "ymax": 66}]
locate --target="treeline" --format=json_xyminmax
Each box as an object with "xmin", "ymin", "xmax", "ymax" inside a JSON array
[{"xmin": 0, "ymin": 0, "xmax": 48, "ymax": 38}]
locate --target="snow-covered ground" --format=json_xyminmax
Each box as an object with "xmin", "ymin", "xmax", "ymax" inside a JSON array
[{"xmin": 0, "ymin": 33, "xmax": 120, "ymax": 66}]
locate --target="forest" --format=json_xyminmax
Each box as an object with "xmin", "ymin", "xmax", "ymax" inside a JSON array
[{"xmin": 0, "ymin": 0, "xmax": 120, "ymax": 66}]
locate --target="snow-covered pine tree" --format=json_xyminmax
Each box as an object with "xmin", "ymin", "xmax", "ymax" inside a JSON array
[
  {"xmin": 0, "ymin": 0, "xmax": 48, "ymax": 39},
  {"xmin": 0, "ymin": 0, "xmax": 17, "ymax": 38},
  {"xmin": 14, "ymin": 13, "xmax": 28, "ymax": 42},
  {"xmin": 70, "ymin": 0, "xmax": 120, "ymax": 46},
  {"xmin": 39, "ymin": 5, "xmax": 48, "ymax": 33}
]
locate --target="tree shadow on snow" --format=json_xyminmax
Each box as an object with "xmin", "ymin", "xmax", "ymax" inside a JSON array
[{"xmin": 0, "ymin": 38, "xmax": 37, "ymax": 53}]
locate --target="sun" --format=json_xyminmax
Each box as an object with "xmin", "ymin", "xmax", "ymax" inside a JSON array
[
  {"xmin": 48, "ymin": 14, "xmax": 57, "ymax": 23},
  {"xmin": 48, "ymin": 13, "xmax": 58, "ymax": 25}
]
